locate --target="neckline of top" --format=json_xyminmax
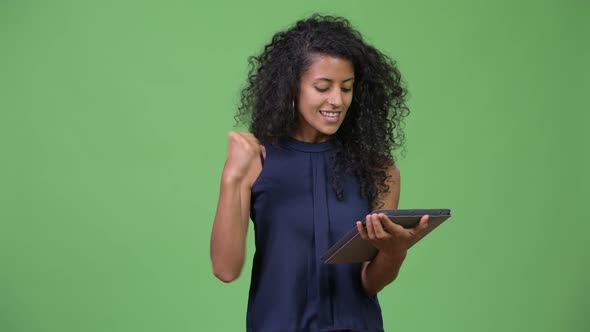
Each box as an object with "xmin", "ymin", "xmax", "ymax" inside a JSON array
[{"xmin": 282, "ymin": 137, "xmax": 335, "ymax": 152}]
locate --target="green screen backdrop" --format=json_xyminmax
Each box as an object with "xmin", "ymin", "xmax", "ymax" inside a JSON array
[{"xmin": 1, "ymin": 0, "xmax": 588, "ymax": 331}]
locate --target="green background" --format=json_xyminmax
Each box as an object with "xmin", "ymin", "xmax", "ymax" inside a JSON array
[{"xmin": 1, "ymin": 0, "xmax": 588, "ymax": 331}]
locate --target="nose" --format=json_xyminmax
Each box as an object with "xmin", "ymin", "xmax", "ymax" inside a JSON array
[{"xmin": 328, "ymin": 90, "xmax": 343, "ymax": 107}]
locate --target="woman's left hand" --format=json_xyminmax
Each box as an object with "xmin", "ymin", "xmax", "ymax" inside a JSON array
[{"xmin": 356, "ymin": 213, "xmax": 430, "ymax": 258}]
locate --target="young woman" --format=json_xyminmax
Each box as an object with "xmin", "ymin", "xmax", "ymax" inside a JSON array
[{"xmin": 210, "ymin": 14, "xmax": 429, "ymax": 332}]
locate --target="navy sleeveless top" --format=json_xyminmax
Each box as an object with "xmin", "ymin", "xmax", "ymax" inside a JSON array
[{"xmin": 248, "ymin": 137, "xmax": 384, "ymax": 332}]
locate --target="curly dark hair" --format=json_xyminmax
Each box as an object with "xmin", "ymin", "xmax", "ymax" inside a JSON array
[{"xmin": 236, "ymin": 14, "xmax": 410, "ymax": 208}]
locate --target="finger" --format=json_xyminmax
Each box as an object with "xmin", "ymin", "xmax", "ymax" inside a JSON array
[
  {"xmin": 356, "ymin": 221, "xmax": 368, "ymax": 240},
  {"xmin": 227, "ymin": 131, "xmax": 239, "ymax": 144},
  {"xmin": 413, "ymin": 215, "xmax": 430, "ymax": 237},
  {"xmin": 366, "ymin": 215, "xmax": 376, "ymax": 239},
  {"xmin": 419, "ymin": 215, "xmax": 430, "ymax": 230},
  {"xmin": 260, "ymin": 145, "xmax": 266, "ymax": 159},
  {"xmin": 243, "ymin": 137, "xmax": 259, "ymax": 149},
  {"xmin": 382, "ymin": 214, "xmax": 405, "ymax": 234},
  {"xmin": 243, "ymin": 133, "xmax": 259, "ymax": 143},
  {"xmin": 239, "ymin": 135, "xmax": 261, "ymax": 153},
  {"xmin": 373, "ymin": 214, "xmax": 389, "ymax": 239},
  {"xmin": 245, "ymin": 136, "xmax": 260, "ymax": 145},
  {"xmin": 235, "ymin": 131, "xmax": 254, "ymax": 142}
]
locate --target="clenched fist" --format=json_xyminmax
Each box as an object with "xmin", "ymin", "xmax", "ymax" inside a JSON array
[{"xmin": 222, "ymin": 131, "xmax": 264, "ymax": 183}]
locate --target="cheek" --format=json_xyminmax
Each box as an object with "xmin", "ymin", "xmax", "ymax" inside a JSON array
[
  {"xmin": 300, "ymin": 90, "xmax": 325, "ymax": 110},
  {"xmin": 345, "ymin": 94, "xmax": 353, "ymax": 108}
]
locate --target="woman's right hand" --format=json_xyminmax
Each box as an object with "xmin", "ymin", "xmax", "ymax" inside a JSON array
[{"xmin": 222, "ymin": 131, "xmax": 264, "ymax": 183}]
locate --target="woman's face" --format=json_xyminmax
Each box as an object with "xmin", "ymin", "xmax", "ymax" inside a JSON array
[{"xmin": 291, "ymin": 54, "xmax": 354, "ymax": 143}]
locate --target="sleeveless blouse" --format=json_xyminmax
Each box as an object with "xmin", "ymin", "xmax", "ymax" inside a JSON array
[{"xmin": 247, "ymin": 137, "xmax": 384, "ymax": 332}]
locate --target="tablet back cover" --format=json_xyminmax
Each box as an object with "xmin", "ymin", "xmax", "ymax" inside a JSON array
[{"xmin": 320, "ymin": 209, "xmax": 451, "ymax": 264}]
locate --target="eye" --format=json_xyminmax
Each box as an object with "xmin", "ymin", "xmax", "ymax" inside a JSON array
[
  {"xmin": 341, "ymin": 87, "xmax": 352, "ymax": 93},
  {"xmin": 314, "ymin": 87, "xmax": 329, "ymax": 93}
]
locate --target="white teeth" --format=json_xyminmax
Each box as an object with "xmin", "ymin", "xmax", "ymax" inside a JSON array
[{"xmin": 320, "ymin": 111, "xmax": 339, "ymax": 118}]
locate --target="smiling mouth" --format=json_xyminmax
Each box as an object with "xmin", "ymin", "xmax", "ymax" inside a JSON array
[{"xmin": 319, "ymin": 111, "xmax": 340, "ymax": 118}]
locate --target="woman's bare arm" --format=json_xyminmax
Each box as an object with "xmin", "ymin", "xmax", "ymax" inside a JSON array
[
  {"xmin": 210, "ymin": 132, "xmax": 263, "ymax": 283},
  {"xmin": 359, "ymin": 163, "xmax": 429, "ymax": 295}
]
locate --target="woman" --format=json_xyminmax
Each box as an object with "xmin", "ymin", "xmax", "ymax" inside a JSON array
[{"xmin": 210, "ymin": 14, "xmax": 429, "ymax": 332}]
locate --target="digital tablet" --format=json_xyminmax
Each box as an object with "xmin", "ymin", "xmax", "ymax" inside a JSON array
[{"xmin": 320, "ymin": 209, "xmax": 452, "ymax": 264}]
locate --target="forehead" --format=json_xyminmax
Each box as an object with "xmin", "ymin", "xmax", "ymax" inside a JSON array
[{"xmin": 301, "ymin": 54, "xmax": 354, "ymax": 81}]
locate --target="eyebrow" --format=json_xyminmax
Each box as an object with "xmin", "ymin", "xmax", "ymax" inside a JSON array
[{"xmin": 315, "ymin": 77, "xmax": 355, "ymax": 83}]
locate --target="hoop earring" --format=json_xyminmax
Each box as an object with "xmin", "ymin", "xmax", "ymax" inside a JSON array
[{"xmin": 292, "ymin": 100, "xmax": 296, "ymax": 119}]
